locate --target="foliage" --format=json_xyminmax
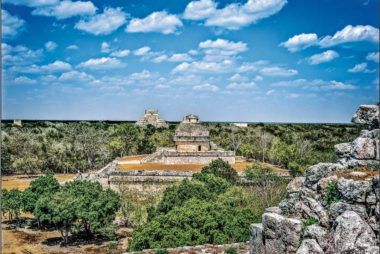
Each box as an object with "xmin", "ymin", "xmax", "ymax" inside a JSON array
[
  {"xmin": 325, "ymin": 182, "xmax": 339, "ymax": 209},
  {"xmin": 2, "ymin": 188, "xmax": 23, "ymax": 222},
  {"xmin": 128, "ymin": 198, "xmax": 255, "ymax": 251},
  {"xmin": 225, "ymin": 247, "xmax": 238, "ymax": 254},
  {"xmin": 192, "ymin": 173, "xmax": 231, "ymax": 194},
  {"xmin": 155, "ymin": 249, "xmax": 169, "ymax": 254},
  {"xmin": 303, "ymin": 217, "xmax": 319, "ymax": 226},
  {"xmin": 201, "ymin": 159, "xmax": 238, "ymax": 183}
]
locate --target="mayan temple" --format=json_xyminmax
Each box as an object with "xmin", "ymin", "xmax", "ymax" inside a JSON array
[{"xmin": 136, "ymin": 109, "xmax": 168, "ymax": 128}]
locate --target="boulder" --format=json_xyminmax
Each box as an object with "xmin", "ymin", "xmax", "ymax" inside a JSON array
[
  {"xmin": 330, "ymin": 201, "xmax": 352, "ymax": 220},
  {"xmin": 337, "ymin": 158, "xmax": 380, "ymax": 169},
  {"xmin": 296, "ymin": 239, "xmax": 324, "ymax": 254},
  {"xmin": 249, "ymin": 223, "xmax": 264, "ymax": 254},
  {"xmin": 351, "ymin": 137, "xmax": 376, "ymax": 160},
  {"xmin": 281, "ymin": 218, "xmax": 303, "ymax": 253},
  {"xmin": 337, "ymin": 179, "xmax": 372, "ymax": 203},
  {"xmin": 305, "ymin": 163, "xmax": 339, "ymax": 188},
  {"xmin": 351, "ymin": 104, "xmax": 379, "ymax": 129},
  {"xmin": 303, "ymin": 197, "xmax": 329, "ymax": 227},
  {"xmin": 360, "ymin": 129, "xmax": 379, "ymax": 139},
  {"xmin": 316, "ymin": 175, "xmax": 338, "ymax": 195},
  {"xmin": 334, "ymin": 142, "xmax": 352, "ymax": 157},
  {"xmin": 365, "ymin": 246, "xmax": 380, "ymax": 254},
  {"xmin": 372, "ymin": 176, "xmax": 379, "ymax": 200},
  {"xmin": 279, "ymin": 193, "xmax": 302, "ymax": 216},
  {"xmin": 287, "ymin": 177, "xmax": 305, "ymax": 193},
  {"xmin": 262, "ymin": 213, "xmax": 285, "ymax": 254},
  {"xmin": 333, "ymin": 211, "xmax": 376, "ymax": 253},
  {"xmin": 264, "ymin": 206, "xmax": 282, "ymax": 214},
  {"xmin": 303, "ymin": 224, "xmax": 328, "ymax": 251}
]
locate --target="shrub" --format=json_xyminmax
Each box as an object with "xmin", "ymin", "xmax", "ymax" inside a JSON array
[
  {"xmin": 225, "ymin": 247, "xmax": 238, "ymax": 254},
  {"xmin": 155, "ymin": 249, "xmax": 169, "ymax": 254},
  {"xmin": 192, "ymin": 173, "xmax": 231, "ymax": 194},
  {"xmin": 201, "ymin": 159, "xmax": 238, "ymax": 183},
  {"xmin": 325, "ymin": 182, "xmax": 339, "ymax": 208},
  {"xmin": 303, "ymin": 217, "xmax": 318, "ymax": 226}
]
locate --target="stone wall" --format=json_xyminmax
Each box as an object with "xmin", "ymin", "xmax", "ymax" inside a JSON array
[{"xmin": 250, "ymin": 104, "xmax": 380, "ymax": 254}]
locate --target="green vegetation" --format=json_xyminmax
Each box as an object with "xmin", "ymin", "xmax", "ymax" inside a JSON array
[
  {"xmin": 325, "ymin": 182, "xmax": 339, "ymax": 209},
  {"xmin": 225, "ymin": 247, "xmax": 238, "ymax": 254},
  {"xmin": 127, "ymin": 160, "xmax": 287, "ymax": 251},
  {"xmin": 1, "ymin": 172, "xmax": 120, "ymax": 244},
  {"xmin": 1, "ymin": 121, "xmax": 361, "ymax": 174},
  {"xmin": 303, "ymin": 217, "xmax": 319, "ymax": 226}
]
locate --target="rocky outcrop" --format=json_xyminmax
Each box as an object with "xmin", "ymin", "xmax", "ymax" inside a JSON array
[{"xmin": 250, "ymin": 104, "xmax": 379, "ymax": 254}]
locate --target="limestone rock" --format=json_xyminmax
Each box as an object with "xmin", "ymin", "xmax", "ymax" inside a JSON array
[
  {"xmin": 287, "ymin": 177, "xmax": 305, "ymax": 193},
  {"xmin": 365, "ymin": 246, "xmax": 380, "ymax": 254},
  {"xmin": 282, "ymin": 218, "xmax": 303, "ymax": 253},
  {"xmin": 264, "ymin": 206, "xmax": 282, "ymax": 214},
  {"xmin": 249, "ymin": 223, "xmax": 264, "ymax": 254},
  {"xmin": 360, "ymin": 129, "xmax": 379, "ymax": 139},
  {"xmin": 303, "ymin": 225, "xmax": 328, "ymax": 251},
  {"xmin": 372, "ymin": 176, "xmax": 379, "ymax": 200},
  {"xmin": 279, "ymin": 193, "xmax": 302, "ymax": 216},
  {"xmin": 351, "ymin": 137, "xmax": 376, "ymax": 160},
  {"xmin": 262, "ymin": 213, "xmax": 285, "ymax": 254},
  {"xmin": 330, "ymin": 201, "xmax": 352, "ymax": 220},
  {"xmin": 296, "ymin": 239, "xmax": 324, "ymax": 254},
  {"xmin": 303, "ymin": 197, "xmax": 329, "ymax": 227},
  {"xmin": 351, "ymin": 104, "xmax": 379, "ymax": 129},
  {"xmin": 316, "ymin": 175, "xmax": 338, "ymax": 195},
  {"xmin": 337, "ymin": 179, "xmax": 372, "ymax": 203},
  {"xmin": 305, "ymin": 163, "xmax": 338, "ymax": 188},
  {"xmin": 334, "ymin": 142, "xmax": 352, "ymax": 157},
  {"xmin": 333, "ymin": 211, "xmax": 376, "ymax": 253}
]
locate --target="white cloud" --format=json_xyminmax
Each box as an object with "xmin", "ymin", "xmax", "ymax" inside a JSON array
[
  {"xmin": 266, "ymin": 89, "xmax": 275, "ymax": 95},
  {"xmin": 330, "ymin": 80, "xmax": 356, "ymax": 90},
  {"xmin": 272, "ymin": 79, "xmax": 356, "ymax": 90},
  {"xmin": 3, "ymin": 0, "xmax": 58, "ymax": 7},
  {"xmin": 126, "ymin": 11, "xmax": 183, "ymax": 34},
  {"xmin": 183, "ymin": 0, "xmax": 287, "ymax": 30},
  {"xmin": 152, "ymin": 53, "xmax": 192, "ymax": 63},
  {"xmin": 286, "ymin": 93, "xmax": 299, "ymax": 98},
  {"xmin": 229, "ymin": 73, "xmax": 248, "ymax": 82},
  {"xmin": 134, "ymin": 46, "xmax": 151, "ymax": 56},
  {"xmin": 75, "ymin": 7, "xmax": 127, "ymax": 35},
  {"xmin": 14, "ymin": 76, "xmax": 37, "ymax": 84},
  {"xmin": 193, "ymin": 83, "xmax": 219, "ymax": 92},
  {"xmin": 77, "ymin": 57, "xmax": 127, "ymax": 70},
  {"xmin": 236, "ymin": 61, "xmax": 267, "ymax": 73},
  {"xmin": 347, "ymin": 62, "xmax": 375, "ymax": 73},
  {"xmin": 183, "ymin": 0, "xmax": 217, "ymax": 20},
  {"xmin": 307, "ymin": 50, "xmax": 339, "ymax": 65},
  {"xmin": 226, "ymin": 82, "xmax": 256, "ymax": 90},
  {"xmin": 366, "ymin": 52, "xmax": 379, "ymax": 63},
  {"xmin": 101, "ymin": 42, "xmax": 111, "ymax": 53},
  {"xmin": 199, "ymin": 38, "xmax": 248, "ymax": 56},
  {"xmin": 42, "ymin": 60, "xmax": 72, "ymax": 72},
  {"xmin": 272, "ymin": 79, "xmax": 306, "ymax": 87},
  {"xmin": 110, "ymin": 49, "xmax": 131, "ymax": 58},
  {"xmin": 279, "ymin": 33, "xmax": 318, "ymax": 52},
  {"xmin": 58, "ymin": 70, "xmax": 94, "ymax": 82},
  {"xmin": 319, "ymin": 25, "xmax": 379, "ymax": 47},
  {"xmin": 259, "ymin": 66, "xmax": 298, "ymax": 76},
  {"xmin": 2, "ymin": 43, "xmax": 44, "ymax": 66},
  {"xmin": 32, "ymin": 0, "xmax": 97, "ymax": 20},
  {"xmin": 11, "ymin": 60, "xmax": 72, "ymax": 74},
  {"xmin": 172, "ymin": 60, "xmax": 234, "ymax": 74},
  {"xmin": 2, "ymin": 9, "xmax": 25, "ymax": 39},
  {"xmin": 66, "ymin": 44, "xmax": 78, "ymax": 50},
  {"xmin": 45, "ymin": 41, "xmax": 57, "ymax": 51}
]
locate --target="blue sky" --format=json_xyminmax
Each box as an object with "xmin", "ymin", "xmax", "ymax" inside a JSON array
[{"xmin": 2, "ymin": 0, "xmax": 379, "ymax": 122}]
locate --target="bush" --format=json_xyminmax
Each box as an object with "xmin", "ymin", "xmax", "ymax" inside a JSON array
[
  {"xmin": 192, "ymin": 173, "xmax": 231, "ymax": 194},
  {"xmin": 225, "ymin": 247, "xmax": 238, "ymax": 254},
  {"xmin": 201, "ymin": 159, "xmax": 238, "ymax": 183},
  {"xmin": 155, "ymin": 249, "xmax": 169, "ymax": 254},
  {"xmin": 303, "ymin": 217, "xmax": 318, "ymax": 226},
  {"xmin": 325, "ymin": 182, "xmax": 339, "ymax": 209}
]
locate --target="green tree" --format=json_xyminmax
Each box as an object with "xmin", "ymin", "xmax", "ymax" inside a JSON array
[
  {"xmin": 201, "ymin": 159, "xmax": 238, "ymax": 183},
  {"xmin": 4, "ymin": 188, "xmax": 23, "ymax": 225}
]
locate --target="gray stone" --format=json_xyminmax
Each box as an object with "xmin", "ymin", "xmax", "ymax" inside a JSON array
[
  {"xmin": 316, "ymin": 175, "xmax": 338, "ymax": 195},
  {"xmin": 364, "ymin": 246, "xmax": 380, "ymax": 254},
  {"xmin": 305, "ymin": 163, "xmax": 338, "ymax": 187},
  {"xmin": 303, "ymin": 197, "xmax": 329, "ymax": 227},
  {"xmin": 360, "ymin": 129, "xmax": 379, "ymax": 139},
  {"xmin": 279, "ymin": 193, "xmax": 302, "ymax": 216},
  {"xmin": 337, "ymin": 178, "xmax": 372, "ymax": 203},
  {"xmin": 373, "ymin": 176, "xmax": 379, "ymax": 200},
  {"xmin": 303, "ymin": 224, "xmax": 328, "ymax": 251},
  {"xmin": 351, "ymin": 137, "xmax": 376, "ymax": 160},
  {"xmin": 368, "ymin": 216, "xmax": 379, "ymax": 233},
  {"xmin": 249, "ymin": 223, "xmax": 264, "ymax": 254},
  {"xmin": 366, "ymin": 193, "xmax": 377, "ymax": 205},
  {"xmin": 282, "ymin": 218, "xmax": 303, "ymax": 253},
  {"xmin": 264, "ymin": 206, "xmax": 282, "ymax": 214},
  {"xmin": 300, "ymin": 187, "xmax": 319, "ymax": 200},
  {"xmin": 350, "ymin": 204, "xmax": 368, "ymax": 220},
  {"xmin": 330, "ymin": 201, "xmax": 351, "ymax": 220},
  {"xmin": 351, "ymin": 104, "xmax": 379, "ymax": 129},
  {"xmin": 333, "ymin": 211, "xmax": 376, "ymax": 253},
  {"xmin": 262, "ymin": 213, "xmax": 285, "ymax": 254},
  {"xmin": 287, "ymin": 177, "xmax": 306, "ymax": 193},
  {"xmin": 335, "ymin": 142, "xmax": 352, "ymax": 157},
  {"xmin": 296, "ymin": 239, "xmax": 324, "ymax": 254}
]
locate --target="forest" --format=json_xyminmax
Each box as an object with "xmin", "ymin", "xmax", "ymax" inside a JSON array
[{"xmin": 1, "ymin": 121, "xmax": 362, "ymax": 176}]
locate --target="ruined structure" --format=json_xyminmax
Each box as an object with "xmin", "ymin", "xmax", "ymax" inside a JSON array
[
  {"xmin": 141, "ymin": 114, "xmax": 235, "ymax": 164},
  {"xmin": 250, "ymin": 104, "xmax": 380, "ymax": 254},
  {"xmin": 136, "ymin": 109, "xmax": 168, "ymax": 128}
]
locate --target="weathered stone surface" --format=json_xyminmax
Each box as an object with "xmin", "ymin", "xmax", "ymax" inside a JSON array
[
  {"xmin": 279, "ymin": 193, "xmax": 302, "ymax": 216},
  {"xmin": 351, "ymin": 137, "xmax": 376, "ymax": 160},
  {"xmin": 300, "ymin": 187, "xmax": 319, "ymax": 200},
  {"xmin": 316, "ymin": 175, "xmax": 338, "ymax": 195},
  {"xmin": 365, "ymin": 246, "xmax": 380, "ymax": 254},
  {"xmin": 373, "ymin": 176, "xmax": 379, "ymax": 200},
  {"xmin": 303, "ymin": 197, "xmax": 329, "ymax": 227},
  {"xmin": 360, "ymin": 129, "xmax": 379, "ymax": 139},
  {"xmin": 282, "ymin": 218, "xmax": 303, "ymax": 253},
  {"xmin": 368, "ymin": 216, "xmax": 379, "ymax": 233},
  {"xmin": 366, "ymin": 193, "xmax": 377, "ymax": 205},
  {"xmin": 333, "ymin": 211, "xmax": 376, "ymax": 253},
  {"xmin": 330, "ymin": 201, "xmax": 351, "ymax": 220},
  {"xmin": 264, "ymin": 206, "xmax": 282, "ymax": 214},
  {"xmin": 296, "ymin": 239, "xmax": 324, "ymax": 254},
  {"xmin": 287, "ymin": 177, "xmax": 305, "ymax": 193},
  {"xmin": 249, "ymin": 223, "xmax": 264, "ymax": 254},
  {"xmin": 305, "ymin": 163, "xmax": 338, "ymax": 187},
  {"xmin": 303, "ymin": 225, "xmax": 328, "ymax": 251},
  {"xmin": 352, "ymin": 104, "xmax": 379, "ymax": 129},
  {"xmin": 335, "ymin": 142, "xmax": 352, "ymax": 157},
  {"xmin": 337, "ymin": 179, "xmax": 372, "ymax": 203},
  {"xmin": 262, "ymin": 213, "xmax": 285, "ymax": 254}
]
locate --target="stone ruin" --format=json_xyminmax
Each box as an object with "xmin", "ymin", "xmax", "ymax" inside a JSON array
[
  {"xmin": 141, "ymin": 114, "xmax": 235, "ymax": 164},
  {"xmin": 136, "ymin": 109, "xmax": 168, "ymax": 128},
  {"xmin": 250, "ymin": 104, "xmax": 379, "ymax": 254}
]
